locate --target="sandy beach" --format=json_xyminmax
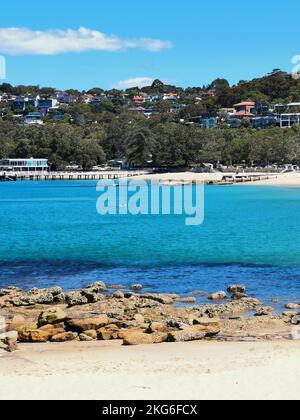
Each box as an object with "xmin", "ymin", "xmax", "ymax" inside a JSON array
[
  {"xmin": 133, "ymin": 171, "xmax": 300, "ymax": 187},
  {"xmin": 0, "ymin": 340, "xmax": 300, "ymax": 400}
]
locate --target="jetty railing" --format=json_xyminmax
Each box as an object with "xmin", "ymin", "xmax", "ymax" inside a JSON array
[{"xmin": 0, "ymin": 170, "xmax": 150, "ymax": 182}]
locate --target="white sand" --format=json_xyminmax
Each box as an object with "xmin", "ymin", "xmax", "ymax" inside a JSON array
[
  {"xmin": 0, "ymin": 340, "xmax": 300, "ymax": 400},
  {"xmin": 132, "ymin": 171, "xmax": 300, "ymax": 187}
]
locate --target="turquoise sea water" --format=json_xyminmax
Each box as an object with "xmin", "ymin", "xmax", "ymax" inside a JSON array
[{"xmin": 0, "ymin": 181, "xmax": 300, "ymax": 308}]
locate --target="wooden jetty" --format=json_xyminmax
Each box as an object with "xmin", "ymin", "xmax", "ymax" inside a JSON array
[{"xmin": 0, "ymin": 170, "xmax": 149, "ymax": 182}]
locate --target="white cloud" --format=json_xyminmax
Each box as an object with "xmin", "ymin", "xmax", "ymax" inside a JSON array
[
  {"xmin": 113, "ymin": 77, "xmax": 155, "ymax": 89},
  {"xmin": 0, "ymin": 27, "xmax": 172, "ymax": 55}
]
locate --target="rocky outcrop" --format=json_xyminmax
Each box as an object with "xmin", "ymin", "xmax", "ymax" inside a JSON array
[
  {"xmin": 65, "ymin": 315, "xmax": 109, "ymax": 332},
  {"xmin": 285, "ymin": 303, "xmax": 300, "ymax": 310},
  {"xmin": 51, "ymin": 332, "xmax": 79, "ymax": 342},
  {"xmin": 38, "ymin": 308, "xmax": 68, "ymax": 327},
  {"xmin": 208, "ymin": 291, "xmax": 227, "ymax": 301},
  {"xmin": 0, "ymin": 283, "xmax": 297, "ymax": 349},
  {"xmin": 255, "ymin": 306, "xmax": 274, "ymax": 317}
]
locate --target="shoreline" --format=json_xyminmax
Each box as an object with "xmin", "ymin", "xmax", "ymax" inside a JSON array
[
  {"xmin": 1, "ymin": 283, "xmax": 300, "ymax": 400},
  {"xmin": 131, "ymin": 171, "xmax": 300, "ymax": 187},
  {"xmin": 1, "ymin": 340, "xmax": 300, "ymax": 400}
]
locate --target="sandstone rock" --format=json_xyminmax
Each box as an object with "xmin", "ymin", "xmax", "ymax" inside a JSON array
[
  {"xmin": 19, "ymin": 329, "xmax": 51, "ymax": 343},
  {"xmin": 65, "ymin": 291, "xmax": 88, "ymax": 307},
  {"xmin": 227, "ymin": 284, "xmax": 246, "ymax": 294},
  {"xmin": 130, "ymin": 284, "xmax": 143, "ymax": 291},
  {"xmin": 282, "ymin": 311, "xmax": 298, "ymax": 319},
  {"xmin": 255, "ymin": 306, "xmax": 273, "ymax": 317},
  {"xmin": 123, "ymin": 331, "xmax": 167, "ymax": 346},
  {"xmin": 145, "ymin": 322, "xmax": 169, "ymax": 334},
  {"xmin": 168, "ymin": 323, "xmax": 220, "ymax": 343},
  {"xmin": 4, "ymin": 337, "xmax": 18, "ymax": 352},
  {"xmin": 291, "ymin": 315, "xmax": 300, "ymax": 325},
  {"xmin": 0, "ymin": 287, "xmax": 23, "ymax": 297},
  {"xmin": 108, "ymin": 285, "xmax": 126, "ymax": 290},
  {"xmin": 51, "ymin": 332, "xmax": 79, "ymax": 342},
  {"xmin": 38, "ymin": 308, "xmax": 68, "ymax": 327},
  {"xmin": 193, "ymin": 318, "xmax": 221, "ymax": 329},
  {"xmin": 190, "ymin": 291, "xmax": 208, "ymax": 296},
  {"xmin": 0, "ymin": 341, "xmax": 7, "ymax": 351},
  {"xmin": 85, "ymin": 281, "xmax": 107, "ymax": 292},
  {"xmin": 79, "ymin": 333, "xmax": 94, "ymax": 342},
  {"xmin": 11, "ymin": 315, "xmax": 25, "ymax": 324},
  {"xmin": 133, "ymin": 314, "xmax": 145, "ymax": 325},
  {"xmin": 53, "ymin": 293, "xmax": 66, "ymax": 303},
  {"xmin": 65, "ymin": 315, "xmax": 109, "ymax": 332},
  {"xmin": 38, "ymin": 326, "xmax": 65, "ymax": 338},
  {"xmin": 81, "ymin": 289, "xmax": 102, "ymax": 303},
  {"xmin": 176, "ymin": 297, "xmax": 197, "ymax": 304},
  {"xmin": 15, "ymin": 323, "xmax": 38, "ymax": 333},
  {"xmin": 140, "ymin": 293, "xmax": 176, "ymax": 305},
  {"xmin": 83, "ymin": 330, "xmax": 97, "ymax": 340},
  {"xmin": 208, "ymin": 291, "xmax": 227, "ymax": 301},
  {"xmin": 285, "ymin": 303, "xmax": 300, "ymax": 310},
  {"xmin": 167, "ymin": 326, "xmax": 207, "ymax": 343},
  {"xmin": 112, "ymin": 291, "xmax": 125, "ymax": 299},
  {"xmin": 97, "ymin": 325, "xmax": 119, "ymax": 340},
  {"xmin": 0, "ymin": 331, "xmax": 18, "ymax": 341},
  {"xmin": 231, "ymin": 292, "xmax": 249, "ymax": 300}
]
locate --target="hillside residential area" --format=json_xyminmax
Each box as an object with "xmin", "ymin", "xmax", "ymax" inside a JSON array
[{"xmin": 1, "ymin": 70, "xmax": 300, "ymax": 171}]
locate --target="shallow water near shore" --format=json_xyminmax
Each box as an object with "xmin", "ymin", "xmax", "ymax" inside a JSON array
[{"xmin": 0, "ymin": 181, "xmax": 300, "ymax": 308}]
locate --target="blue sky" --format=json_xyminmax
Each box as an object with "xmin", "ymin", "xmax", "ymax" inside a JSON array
[{"xmin": 1, "ymin": 0, "xmax": 300, "ymax": 90}]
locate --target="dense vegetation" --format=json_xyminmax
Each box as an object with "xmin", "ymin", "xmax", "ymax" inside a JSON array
[{"xmin": 1, "ymin": 70, "xmax": 300, "ymax": 169}]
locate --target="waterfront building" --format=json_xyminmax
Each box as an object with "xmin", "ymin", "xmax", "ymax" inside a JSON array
[{"xmin": 0, "ymin": 158, "xmax": 49, "ymax": 172}]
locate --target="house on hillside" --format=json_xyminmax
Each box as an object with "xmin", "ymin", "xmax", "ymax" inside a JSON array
[{"xmin": 232, "ymin": 102, "xmax": 257, "ymax": 117}]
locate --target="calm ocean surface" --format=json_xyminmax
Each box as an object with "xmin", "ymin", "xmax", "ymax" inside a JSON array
[{"xmin": 0, "ymin": 181, "xmax": 300, "ymax": 308}]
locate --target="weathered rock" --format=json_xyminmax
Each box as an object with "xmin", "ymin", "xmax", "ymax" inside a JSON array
[
  {"xmin": 291, "ymin": 315, "xmax": 300, "ymax": 325},
  {"xmin": 38, "ymin": 308, "xmax": 68, "ymax": 327},
  {"xmin": 83, "ymin": 330, "xmax": 97, "ymax": 340},
  {"xmin": 15, "ymin": 323, "xmax": 38, "ymax": 333},
  {"xmin": 85, "ymin": 281, "xmax": 107, "ymax": 292},
  {"xmin": 130, "ymin": 284, "xmax": 143, "ymax": 291},
  {"xmin": 79, "ymin": 333, "xmax": 94, "ymax": 342},
  {"xmin": 282, "ymin": 311, "xmax": 298, "ymax": 319},
  {"xmin": 123, "ymin": 331, "xmax": 167, "ymax": 346},
  {"xmin": 108, "ymin": 285, "xmax": 126, "ymax": 290},
  {"xmin": 168, "ymin": 323, "xmax": 220, "ymax": 343},
  {"xmin": 208, "ymin": 291, "xmax": 227, "ymax": 301},
  {"xmin": 112, "ymin": 291, "xmax": 125, "ymax": 299},
  {"xmin": 0, "ymin": 341, "xmax": 7, "ymax": 351},
  {"xmin": 167, "ymin": 326, "xmax": 206, "ymax": 343},
  {"xmin": 133, "ymin": 314, "xmax": 145, "ymax": 325},
  {"xmin": 18, "ymin": 330, "xmax": 51, "ymax": 343},
  {"xmin": 65, "ymin": 291, "xmax": 88, "ymax": 307},
  {"xmin": 4, "ymin": 337, "xmax": 18, "ymax": 352},
  {"xmin": 285, "ymin": 303, "xmax": 300, "ymax": 310},
  {"xmin": 51, "ymin": 332, "xmax": 79, "ymax": 342},
  {"xmin": 81, "ymin": 289, "xmax": 102, "ymax": 304},
  {"xmin": 255, "ymin": 306, "xmax": 273, "ymax": 317},
  {"xmin": 190, "ymin": 290, "xmax": 209, "ymax": 296},
  {"xmin": 176, "ymin": 297, "xmax": 197, "ymax": 304},
  {"xmin": 53, "ymin": 293, "xmax": 66, "ymax": 303},
  {"xmin": 65, "ymin": 315, "xmax": 109, "ymax": 332},
  {"xmin": 11, "ymin": 315, "xmax": 25, "ymax": 324},
  {"xmin": 0, "ymin": 287, "xmax": 23, "ymax": 297},
  {"xmin": 97, "ymin": 324, "xmax": 120, "ymax": 340},
  {"xmin": 0, "ymin": 331, "xmax": 18, "ymax": 341},
  {"xmin": 231, "ymin": 292, "xmax": 249, "ymax": 300},
  {"xmin": 227, "ymin": 285, "xmax": 246, "ymax": 294},
  {"xmin": 140, "ymin": 293, "xmax": 177, "ymax": 305},
  {"xmin": 145, "ymin": 322, "xmax": 169, "ymax": 334},
  {"xmin": 193, "ymin": 318, "xmax": 221, "ymax": 329},
  {"xmin": 38, "ymin": 326, "xmax": 65, "ymax": 338}
]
